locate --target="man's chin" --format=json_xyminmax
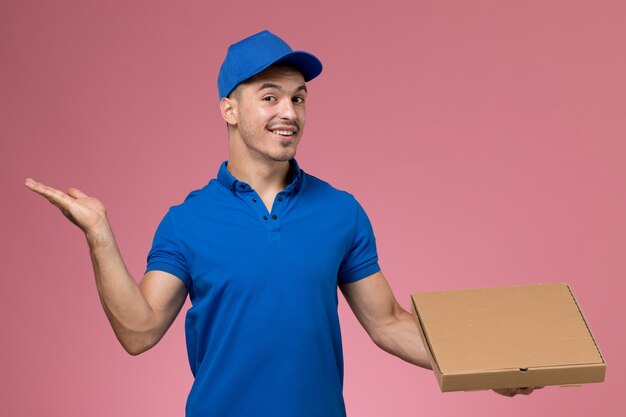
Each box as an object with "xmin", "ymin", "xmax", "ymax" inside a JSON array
[
  {"xmin": 270, "ymin": 152, "xmax": 296, "ymax": 162},
  {"xmin": 269, "ymin": 147, "xmax": 297, "ymax": 162}
]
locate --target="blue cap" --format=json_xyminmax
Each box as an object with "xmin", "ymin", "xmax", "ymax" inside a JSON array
[{"xmin": 217, "ymin": 30, "xmax": 323, "ymax": 99}]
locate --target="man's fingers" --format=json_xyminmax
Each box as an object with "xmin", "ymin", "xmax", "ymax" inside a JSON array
[
  {"xmin": 25, "ymin": 178, "xmax": 56, "ymax": 196},
  {"xmin": 520, "ymin": 386, "xmax": 544, "ymax": 395},
  {"xmin": 494, "ymin": 388, "xmax": 517, "ymax": 397},
  {"xmin": 25, "ymin": 178, "xmax": 75, "ymax": 208},
  {"xmin": 494, "ymin": 386, "xmax": 543, "ymax": 397},
  {"xmin": 24, "ymin": 178, "xmax": 43, "ymax": 193},
  {"xmin": 25, "ymin": 178, "xmax": 105, "ymax": 232}
]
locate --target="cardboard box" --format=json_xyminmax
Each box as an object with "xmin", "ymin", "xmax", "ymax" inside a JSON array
[{"xmin": 410, "ymin": 283, "xmax": 606, "ymax": 392}]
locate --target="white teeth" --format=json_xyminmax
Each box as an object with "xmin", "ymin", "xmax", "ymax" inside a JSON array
[{"xmin": 272, "ymin": 130, "xmax": 294, "ymax": 136}]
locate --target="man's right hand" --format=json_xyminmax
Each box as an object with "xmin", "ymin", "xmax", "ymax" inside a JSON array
[
  {"xmin": 24, "ymin": 178, "xmax": 109, "ymax": 235},
  {"xmin": 24, "ymin": 177, "xmax": 188, "ymax": 355}
]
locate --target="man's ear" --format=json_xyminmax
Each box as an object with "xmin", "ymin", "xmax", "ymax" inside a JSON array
[{"xmin": 220, "ymin": 97, "xmax": 238, "ymax": 126}]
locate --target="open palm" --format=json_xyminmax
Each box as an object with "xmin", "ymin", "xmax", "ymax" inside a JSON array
[{"xmin": 25, "ymin": 178, "xmax": 108, "ymax": 233}]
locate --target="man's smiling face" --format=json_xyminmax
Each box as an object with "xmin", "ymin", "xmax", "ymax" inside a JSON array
[{"xmin": 227, "ymin": 65, "xmax": 307, "ymax": 162}]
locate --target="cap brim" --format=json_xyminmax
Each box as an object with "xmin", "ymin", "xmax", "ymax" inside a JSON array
[
  {"xmin": 223, "ymin": 50, "xmax": 323, "ymax": 98},
  {"xmin": 274, "ymin": 51, "xmax": 323, "ymax": 82}
]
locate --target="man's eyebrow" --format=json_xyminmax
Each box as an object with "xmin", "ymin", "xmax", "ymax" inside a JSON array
[
  {"xmin": 257, "ymin": 82, "xmax": 282, "ymax": 92},
  {"xmin": 257, "ymin": 83, "xmax": 308, "ymax": 93}
]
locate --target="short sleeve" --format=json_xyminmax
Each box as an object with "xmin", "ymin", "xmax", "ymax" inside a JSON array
[
  {"xmin": 338, "ymin": 199, "xmax": 381, "ymax": 285},
  {"xmin": 145, "ymin": 210, "xmax": 192, "ymax": 288}
]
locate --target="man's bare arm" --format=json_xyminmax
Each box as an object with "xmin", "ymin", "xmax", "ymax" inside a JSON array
[
  {"xmin": 340, "ymin": 271, "xmax": 540, "ymax": 396},
  {"xmin": 340, "ymin": 271, "xmax": 431, "ymax": 369},
  {"xmin": 24, "ymin": 178, "xmax": 187, "ymax": 355}
]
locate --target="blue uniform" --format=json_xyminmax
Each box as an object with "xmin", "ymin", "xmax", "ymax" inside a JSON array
[{"xmin": 146, "ymin": 160, "xmax": 380, "ymax": 417}]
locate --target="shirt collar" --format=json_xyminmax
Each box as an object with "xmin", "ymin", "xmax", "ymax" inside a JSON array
[{"xmin": 217, "ymin": 159, "xmax": 303, "ymax": 195}]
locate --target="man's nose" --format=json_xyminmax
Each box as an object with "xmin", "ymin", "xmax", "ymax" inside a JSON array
[{"xmin": 277, "ymin": 98, "xmax": 296, "ymax": 119}]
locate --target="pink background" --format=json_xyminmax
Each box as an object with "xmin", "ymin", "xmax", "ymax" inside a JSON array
[{"xmin": 2, "ymin": 0, "xmax": 624, "ymax": 415}]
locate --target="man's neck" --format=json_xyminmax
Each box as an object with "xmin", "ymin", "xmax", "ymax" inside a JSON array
[{"xmin": 226, "ymin": 156, "xmax": 291, "ymax": 210}]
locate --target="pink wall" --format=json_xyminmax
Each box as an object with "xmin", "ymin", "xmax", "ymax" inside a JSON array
[{"xmin": 2, "ymin": 0, "xmax": 624, "ymax": 415}]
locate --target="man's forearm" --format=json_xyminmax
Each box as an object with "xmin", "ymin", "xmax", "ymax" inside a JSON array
[
  {"xmin": 340, "ymin": 272, "xmax": 433, "ymax": 370},
  {"xmin": 371, "ymin": 307, "xmax": 432, "ymax": 370},
  {"xmin": 86, "ymin": 223, "xmax": 157, "ymax": 354}
]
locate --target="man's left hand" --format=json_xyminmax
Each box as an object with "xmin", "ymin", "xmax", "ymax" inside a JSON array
[{"xmin": 493, "ymin": 387, "xmax": 543, "ymax": 397}]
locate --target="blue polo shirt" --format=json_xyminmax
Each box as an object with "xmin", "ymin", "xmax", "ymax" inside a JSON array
[{"xmin": 146, "ymin": 159, "xmax": 380, "ymax": 417}]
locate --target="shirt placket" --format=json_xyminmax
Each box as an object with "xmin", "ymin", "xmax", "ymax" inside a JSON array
[
  {"xmin": 236, "ymin": 182, "xmax": 285, "ymax": 242},
  {"xmin": 265, "ymin": 192, "xmax": 284, "ymax": 241}
]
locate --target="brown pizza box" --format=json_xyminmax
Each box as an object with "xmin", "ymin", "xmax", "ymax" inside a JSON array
[{"xmin": 410, "ymin": 283, "xmax": 606, "ymax": 392}]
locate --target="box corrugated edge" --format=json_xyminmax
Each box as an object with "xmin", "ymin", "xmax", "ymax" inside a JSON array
[
  {"xmin": 411, "ymin": 293, "xmax": 445, "ymax": 391},
  {"xmin": 565, "ymin": 283, "xmax": 607, "ymax": 367},
  {"xmin": 439, "ymin": 363, "xmax": 606, "ymax": 392}
]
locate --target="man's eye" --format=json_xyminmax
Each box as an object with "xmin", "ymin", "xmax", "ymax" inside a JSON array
[
  {"xmin": 263, "ymin": 96, "xmax": 277, "ymax": 101},
  {"xmin": 293, "ymin": 97, "xmax": 305, "ymax": 103}
]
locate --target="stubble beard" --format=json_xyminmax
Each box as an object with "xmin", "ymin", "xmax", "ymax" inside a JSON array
[
  {"xmin": 263, "ymin": 138, "xmax": 298, "ymax": 162},
  {"xmin": 238, "ymin": 119, "xmax": 300, "ymax": 163}
]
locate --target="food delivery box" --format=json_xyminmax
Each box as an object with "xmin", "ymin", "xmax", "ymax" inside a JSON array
[{"xmin": 410, "ymin": 283, "xmax": 606, "ymax": 392}]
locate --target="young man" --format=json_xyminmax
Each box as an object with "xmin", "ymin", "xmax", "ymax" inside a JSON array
[{"xmin": 25, "ymin": 30, "xmax": 534, "ymax": 417}]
